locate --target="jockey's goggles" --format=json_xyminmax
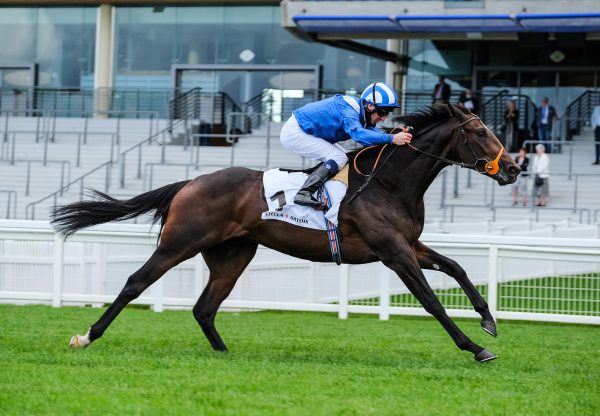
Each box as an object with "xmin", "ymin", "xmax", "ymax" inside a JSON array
[{"xmin": 375, "ymin": 107, "xmax": 393, "ymax": 117}]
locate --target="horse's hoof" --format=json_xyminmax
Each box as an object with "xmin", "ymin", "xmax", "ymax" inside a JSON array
[
  {"xmin": 481, "ymin": 320, "xmax": 497, "ymax": 337},
  {"xmin": 69, "ymin": 333, "xmax": 90, "ymax": 349},
  {"xmin": 474, "ymin": 349, "xmax": 497, "ymax": 362},
  {"xmin": 69, "ymin": 335, "xmax": 81, "ymax": 348}
]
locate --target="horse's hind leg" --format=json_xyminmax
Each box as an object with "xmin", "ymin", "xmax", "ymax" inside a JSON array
[
  {"xmin": 70, "ymin": 244, "xmax": 197, "ymax": 348},
  {"xmin": 414, "ymin": 241, "xmax": 497, "ymax": 337},
  {"xmin": 193, "ymin": 238, "xmax": 258, "ymax": 351}
]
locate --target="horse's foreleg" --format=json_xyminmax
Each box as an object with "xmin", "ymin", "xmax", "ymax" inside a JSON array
[
  {"xmin": 193, "ymin": 238, "xmax": 258, "ymax": 352},
  {"xmin": 414, "ymin": 241, "xmax": 497, "ymax": 337},
  {"xmin": 381, "ymin": 247, "xmax": 495, "ymax": 362},
  {"xmin": 70, "ymin": 245, "xmax": 195, "ymax": 348}
]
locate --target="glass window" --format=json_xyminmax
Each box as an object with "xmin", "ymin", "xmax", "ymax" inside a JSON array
[
  {"xmin": 0, "ymin": 7, "xmax": 96, "ymax": 88},
  {"xmin": 113, "ymin": 5, "xmax": 385, "ymax": 91}
]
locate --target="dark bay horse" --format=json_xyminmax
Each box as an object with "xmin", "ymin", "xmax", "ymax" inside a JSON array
[{"xmin": 52, "ymin": 104, "xmax": 520, "ymax": 362}]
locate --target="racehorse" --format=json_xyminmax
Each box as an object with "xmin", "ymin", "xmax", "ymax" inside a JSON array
[{"xmin": 52, "ymin": 103, "xmax": 520, "ymax": 362}]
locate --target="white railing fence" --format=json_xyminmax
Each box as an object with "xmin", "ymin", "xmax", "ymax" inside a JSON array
[{"xmin": 0, "ymin": 220, "xmax": 598, "ymax": 325}]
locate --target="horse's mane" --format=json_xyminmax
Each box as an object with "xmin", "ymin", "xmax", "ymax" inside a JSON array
[{"xmin": 395, "ymin": 105, "xmax": 453, "ymax": 130}]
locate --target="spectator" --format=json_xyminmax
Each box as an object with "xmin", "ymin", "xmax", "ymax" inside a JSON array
[
  {"xmin": 431, "ymin": 76, "xmax": 451, "ymax": 105},
  {"xmin": 512, "ymin": 147, "xmax": 529, "ymax": 207},
  {"xmin": 459, "ymin": 89, "xmax": 479, "ymax": 114},
  {"xmin": 532, "ymin": 143, "xmax": 550, "ymax": 207},
  {"xmin": 503, "ymin": 100, "xmax": 519, "ymax": 152},
  {"xmin": 536, "ymin": 97, "xmax": 557, "ymax": 152},
  {"xmin": 592, "ymin": 105, "xmax": 600, "ymax": 165}
]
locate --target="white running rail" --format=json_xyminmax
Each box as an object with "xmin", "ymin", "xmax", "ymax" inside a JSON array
[{"xmin": 0, "ymin": 220, "xmax": 598, "ymax": 325}]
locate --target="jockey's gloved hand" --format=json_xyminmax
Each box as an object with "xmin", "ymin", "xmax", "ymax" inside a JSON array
[{"xmin": 392, "ymin": 129, "xmax": 412, "ymax": 146}]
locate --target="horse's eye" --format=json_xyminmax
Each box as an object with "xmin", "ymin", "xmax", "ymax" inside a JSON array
[{"xmin": 476, "ymin": 130, "xmax": 486, "ymax": 139}]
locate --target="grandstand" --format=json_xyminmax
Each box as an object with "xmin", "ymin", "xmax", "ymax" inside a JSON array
[{"xmin": 0, "ymin": 92, "xmax": 598, "ymax": 231}]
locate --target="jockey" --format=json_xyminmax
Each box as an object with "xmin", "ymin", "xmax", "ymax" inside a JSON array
[{"xmin": 280, "ymin": 82, "xmax": 413, "ymax": 208}]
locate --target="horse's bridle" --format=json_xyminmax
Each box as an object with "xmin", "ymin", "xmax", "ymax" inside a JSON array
[
  {"xmin": 407, "ymin": 115, "xmax": 505, "ymax": 176},
  {"xmin": 347, "ymin": 113, "xmax": 505, "ymax": 204}
]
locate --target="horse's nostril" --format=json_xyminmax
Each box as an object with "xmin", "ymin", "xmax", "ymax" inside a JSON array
[{"xmin": 507, "ymin": 165, "xmax": 521, "ymax": 176}]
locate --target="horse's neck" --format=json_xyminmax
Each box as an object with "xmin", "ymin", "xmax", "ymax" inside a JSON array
[{"xmin": 387, "ymin": 124, "xmax": 456, "ymax": 204}]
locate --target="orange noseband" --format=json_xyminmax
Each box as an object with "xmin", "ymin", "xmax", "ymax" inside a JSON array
[{"xmin": 485, "ymin": 145, "xmax": 505, "ymax": 175}]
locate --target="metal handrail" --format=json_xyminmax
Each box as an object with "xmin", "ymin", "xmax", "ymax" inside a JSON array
[
  {"xmin": 564, "ymin": 90, "xmax": 600, "ymax": 139},
  {"xmin": 0, "ymin": 159, "xmax": 72, "ymax": 196},
  {"xmin": 444, "ymin": 204, "xmax": 592, "ymax": 224},
  {"xmin": 2, "ymin": 108, "xmax": 158, "ymax": 148},
  {"xmin": 1, "ymin": 86, "xmax": 174, "ymax": 118},
  {"xmin": 24, "ymin": 161, "xmax": 113, "ymax": 220}
]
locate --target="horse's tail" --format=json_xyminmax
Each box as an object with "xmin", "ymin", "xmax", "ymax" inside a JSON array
[{"xmin": 51, "ymin": 180, "xmax": 191, "ymax": 238}]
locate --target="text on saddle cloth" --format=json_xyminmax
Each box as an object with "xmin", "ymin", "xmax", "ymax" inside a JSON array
[{"xmin": 261, "ymin": 168, "xmax": 347, "ymax": 230}]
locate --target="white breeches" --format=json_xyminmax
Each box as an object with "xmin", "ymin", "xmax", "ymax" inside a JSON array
[{"xmin": 280, "ymin": 114, "xmax": 349, "ymax": 169}]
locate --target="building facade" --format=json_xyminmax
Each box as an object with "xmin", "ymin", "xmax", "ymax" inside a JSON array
[{"xmin": 1, "ymin": 1, "xmax": 599, "ymax": 115}]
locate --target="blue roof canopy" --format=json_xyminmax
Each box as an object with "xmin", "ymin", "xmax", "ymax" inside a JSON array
[{"xmin": 292, "ymin": 12, "xmax": 600, "ymax": 34}]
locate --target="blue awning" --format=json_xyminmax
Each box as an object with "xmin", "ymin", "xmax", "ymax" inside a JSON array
[
  {"xmin": 294, "ymin": 15, "xmax": 403, "ymax": 33},
  {"xmin": 292, "ymin": 12, "xmax": 600, "ymax": 34},
  {"xmin": 396, "ymin": 15, "xmax": 518, "ymax": 33},
  {"xmin": 517, "ymin": 13, "xmax": 600, "ymax": 32}
]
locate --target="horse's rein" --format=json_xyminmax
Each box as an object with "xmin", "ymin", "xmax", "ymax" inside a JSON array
[
  {"xmin": 407, "ymin": 115, "xmax": 505, "ymax": 175},
  {"xmin": 347, "ymin": 126, "xmax": 403, "ymax": 204}
]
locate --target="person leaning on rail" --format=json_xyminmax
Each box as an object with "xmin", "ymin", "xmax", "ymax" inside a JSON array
[{"xmin": 280, "ymin": 82, "xmax": 413, "ymax": 209}]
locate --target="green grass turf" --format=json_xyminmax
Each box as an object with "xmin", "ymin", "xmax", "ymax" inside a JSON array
[{"xmin": 1, "ymin": 305, "xmax": 598, "ymax": 416}]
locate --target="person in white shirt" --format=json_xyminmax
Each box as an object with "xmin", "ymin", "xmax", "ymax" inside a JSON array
[
  {"xmin": 591, "ymin": 105, "xmax": 600, "ymax": 165},
  {"xmin": 532, "ymin": 143, "xmax": 550, "ymax": 206}
]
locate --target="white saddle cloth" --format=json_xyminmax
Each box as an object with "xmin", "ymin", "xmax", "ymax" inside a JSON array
[{"xmin": 261, "ymin": 168, "xmax": 347, "ymax": 230}]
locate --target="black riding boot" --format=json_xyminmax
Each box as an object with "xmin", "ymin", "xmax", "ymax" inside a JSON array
[{"xmin": 294, "ymin": 163, "xmax": 336, "ymax": 209}]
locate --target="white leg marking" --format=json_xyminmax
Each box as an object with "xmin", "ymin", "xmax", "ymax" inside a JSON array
[{"xmin": 69, "ymin": 329, "xmax": 91, "ymax": 349}]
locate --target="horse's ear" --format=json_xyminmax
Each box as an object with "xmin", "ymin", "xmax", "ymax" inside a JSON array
[{"xmin": 447, "ymin": 103, "xmax": 455, "ymax": 117}]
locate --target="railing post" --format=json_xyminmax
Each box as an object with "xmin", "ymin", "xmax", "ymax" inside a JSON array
[
  {"xmin": 3, "ymin": 111, "xmax": 8, "ymax": 143},
  {"xmin": 149, "ymin": 113, "xmax": 154, "ymax": 140},
  {"xmin": 573, "ymin": 175, "xmax": 578, "ymax": 213},
  {"xmin": 161, "ymin": 131, "xmax": 166, "ymax": 164},
  {"xmin": 52, "ymin": 234, "xmax": 65, "ymax": 308},
  {"xmin": 51, "ymin": 110, "xmax": 56, "ymax": 143},
  {"xmin": 137, "ymin": 145, "xmax": 142, "ymax": 179},
  {"xmin": 116, "ymin": 115, "xmax": 121, "ymax": 145},
  {"xmin": 105, "ymin": 163, "xmax": 111, "ymax": 193},
  {"xmin": 453, "ymin": 167, "xmax": 459, "ymax": 198},
  {"xmin": 568, "ymin": 144, "xmax": 573, "ymax": 180},
  {"xmin": 120, "ymin": 154, "xmax": 126, "ymax": 188},
  {"xmin": 338, "ymin": 264, "xmax": 349, "ymax": 320},
  {"xmin": 25, "ymin": 161, "xmax": 31, "ymax": 196},
  {"xmin": 266, "ymin": 112, "xmax": 272, "ymax": 169},
  {"xmin": 487, "ymin": 245, "xmax": 498, "ymax": 319},
  {"xmin": 379, "ymin": 268, "xmax": 391, "ymax": 321},
  {"xmin": 10, "ymin": 132, "xmax": 16, "ymax": 165},
  {"xmin": 43, "ymin": 130, "xmax": 49, "ymax": 166},
  {"xmin": 152, "ymin": 275, "xmax": 164, "ymax": 313},
  {"xmin": 35, "ymin": 114, "xmax": 41, "ymax": 143},
  {"xmin": 60, "ymin": 162, "xmax": 66, "ymax": 196},
  {"xmin": 76, "ymin": 133, "xmax": 82, "ymax": 167}
]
